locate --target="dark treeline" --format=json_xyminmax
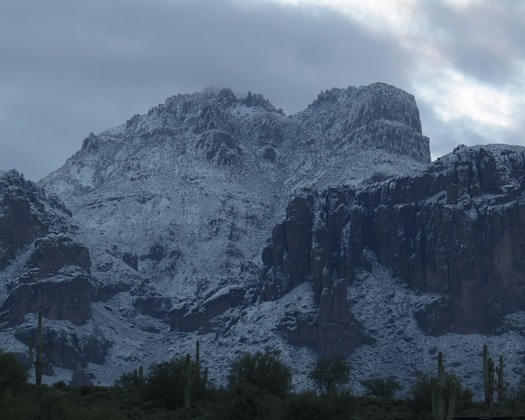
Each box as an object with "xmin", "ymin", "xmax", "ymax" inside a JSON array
[{"xmin": 3, "ymin": 341, "xmax": 525, "ymax": 419}]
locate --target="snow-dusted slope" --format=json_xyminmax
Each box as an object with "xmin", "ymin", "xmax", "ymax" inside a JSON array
[
  {"xmin": 41, "ymin": 84, "xmax": 429, "ymax": 300},
  {"xmin": 25, "ymin": 83, "xmax": 433, "ymax": 386},
  {"xmin": 22, "ymin": 82, "xmax": 525, "ymax": 396}
]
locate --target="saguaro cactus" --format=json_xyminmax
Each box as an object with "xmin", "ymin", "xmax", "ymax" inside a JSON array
[
  {"xmin": 184, "ymin": 340, "xmax": 208, "ymax": 411},
  {"xmin": 430, "ymin": 351, "xmax": 457, "ymax": 420},
  {"xmin": 184, "ymin": 354, "xmax": 195, "ymax": 411},
  {"xmin": 133, "ymin": 365, "xmax": 144, "ymax": 388},
  {"xmin": 483, "ymin": 344, "xmax": 495, "ymax": 408},
  {"xmin": 495, "ymin": 355, "xmax": 506, "ymax": 402},
  {"xmin": 28, "ymin": 311, "xmax": 54, "ymax": 385},
  {"xmin": 195, "ymin": 340, "xmax": 201, "ymax": 389}
]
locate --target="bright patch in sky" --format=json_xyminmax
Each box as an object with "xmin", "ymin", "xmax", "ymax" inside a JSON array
[
  {"xmin": 1, "ymin": 0, "xmax": 524, "ymax": 179},
  {"xmin": 256, "ymin": 0, "xmax": 523, "ymax": 146},
  {"xmin": 414, "ymin": 68, "xmax": 516, "ymax": 129}
]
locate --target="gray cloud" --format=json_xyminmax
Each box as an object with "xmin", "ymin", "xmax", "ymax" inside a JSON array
[
  {"xmin": 420, "ymin": 0, "xmax": 525, "ymax": 85},
  {"xmin": 0, "ymin": 0, "xmax": 523, "ymax": 180},
  {"xmin": 410, "ymin": 0, "xmax": 525, "ymax": 158}
]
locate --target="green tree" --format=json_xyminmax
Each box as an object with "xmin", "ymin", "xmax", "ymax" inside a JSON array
[
  {"xmin": 142, "ymin": 354, "xmax": 206, "ymax": 411},
  {"xmin": 0, "ymin": 350, "xmax": 28, "ymax": 394},
  {"xmin": 227, "ymin": 347, "xmax": 292, "ymax": 397},
  {"xmin": 361, "ymin": 376, "xmax": 401, "ymax": 398},
  {"xmin": 114, "ymin": 366, "xmax": 144, "ymax": 391},
  {"xmin": 309, "ymin": 356, "xmax": 350, "ymax": 395},
  {"xmin": 143, "ymin": 357, "xmax": 187, "ymax": 410}
]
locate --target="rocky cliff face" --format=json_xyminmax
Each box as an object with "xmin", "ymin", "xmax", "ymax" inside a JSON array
[
  {"xmin": 0, "ymin": 171, "xmax": 104, "ymax": 374},
  {"xmin": 260, "ymin": 144, "xmax": 525, "ymax": 340},
  {"xmin": 0, "ymin": 170, "xmax": 65, "ymax": 269},
  {"xmin": 38, "ymin": 82, "xmax": 429, "ymax": 327},
  {"xmin": 3, "ymin": 83, "xmax": 525, "ymax": 392}
]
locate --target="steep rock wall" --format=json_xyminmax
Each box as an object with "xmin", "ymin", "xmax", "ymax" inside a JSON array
[{"xmin": 260, "ymin": 145, "xmax": 525, "ymax": 340}]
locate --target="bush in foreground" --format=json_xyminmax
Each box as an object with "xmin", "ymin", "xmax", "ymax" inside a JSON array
[
  {"xmin": 309, "ymin": 356, "xmax": 351, "ymax": 395},
  {"xmin": 227, "ymin": 347, "xmax": 292, "ymax": 397},
  {"xmin": 361, "ymin": 375, "xmax": 401, "ymax": 398}
]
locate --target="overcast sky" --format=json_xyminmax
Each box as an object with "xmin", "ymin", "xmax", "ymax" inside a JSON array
[{"xmin": 1, "ymin": 0, "xmax": 524, "ymax": 181}]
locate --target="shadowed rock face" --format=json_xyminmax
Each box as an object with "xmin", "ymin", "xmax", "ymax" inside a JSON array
[
  {"xmin": 14, "ymin": 320, "xmax": 110, "ymax": 371},
  {"xmin": 27, "ymin": 234, "xmax": 92, "ymax": 276},
  {"xmin": 261, "ymin": 187, "xmax": 365, "ymax": 356},
  {"xmin": 0, "ymin": 174, "xmax": 94, "ymax": 326},
  {"xmin": 1, "ymin": 234, "xmax": 94, "ymax": 326},
  {"xmin": 0, "ymin": 171, "xmax": 49, "ymax": 270},
  {"xmin": 6, "ymin": 83, "xmax": 525, "ymax": 386},
  {"xmin": 3, "ymin": 268, "xmax": 93, "ymax": 326},
  {"xmin": 168, "ymin": 285, "xmax": 245, "ymax": 332},
  {"xmin": 260, "ymin": 145, "xmax": 525, "ymax": 342}
]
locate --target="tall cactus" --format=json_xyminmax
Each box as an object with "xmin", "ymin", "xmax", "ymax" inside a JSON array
[
  {"xmin": 195, "ymin": 340, "xmax": 201, "ymax": 390},
  {"xmin": 430, "ymin": 351, "xmax": 457, "ymax": 420},
  {"xmin": 184, "ymin": 353, "xmax": 195, "ymax": 411},
  {"xmin": 483, "ymin": 345, "xmax": 490, "ymax": 404},
  {"xmin": 133, "ymin": 365, "xmax": 144, "ymax": 388},
  {"xmin": 28, "ymin": 311, "xmax": 54, "ymax": 385},
  {"xmin": 495, "ymin": 355, "xmax": 506, "ymax": 402},
  {"xmin": 184, "ymin": 340, "xmax": 209, "ymax": 411},
  {"xmin": 483, "ymin": 345, "xmax": 495, "ymax": 408},
  {"xmin": 195, "ymin": 340, "xmax": 208, "ymax": 393}
]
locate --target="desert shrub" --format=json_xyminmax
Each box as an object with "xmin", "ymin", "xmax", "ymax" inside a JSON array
[
  {"xmin": 0, "ymin": 350, "xmax": 28, "ymax": 394},
  {"xmin": 283, "ymin": 391, "xmax": 332, "ymax": 420},
  {"xmin": 227, "ymin": 347, "xmax": 292, "ymax": 397},
  {"xmin": 353, "ymin": 395, "xmax": 410, "ymax": 419},
  {"xmin": 142, "ymin": 357, "xmax": 186, "ymax": 410},
  {"xmin": 409, "ymin": 373, "xmax": 473, "ymax": 417},
  {"xmin": 141, "ymin": 355, "xmax": 206, "ymax": 411},
  {"xmin": 513, "ymin": 374, "xmax": 525, "ymax": 403},
  {"xmin": 52, "ymin": 380, "xmax": 67, "ymax": 389},
  {"xmin": 309, "ymin": 356, "xmax": 350, "ymax": 395},
  {"xmin": 218, "ymin": 387, "xmax": 281, "ymax": 420},
  {"xmin": 360, "ymin": 375, "xmax": 401, "ymax": 398},
  {"xmin": 114, "ymin": 369, "xmax": 144, "ymax": 392},
  {"xmin": 0, "ymin": 388, "xmax": 39, "ymax": 419}
]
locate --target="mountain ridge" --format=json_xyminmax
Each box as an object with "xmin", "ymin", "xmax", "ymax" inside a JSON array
[{"xmin": 2, "ymin": 83, "xmax": 524, "ymax": 397}]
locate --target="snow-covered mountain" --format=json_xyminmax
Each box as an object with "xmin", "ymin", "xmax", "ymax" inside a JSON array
[
  {"xmin": 2, "ymin": 83, "xmax": 525, "ymax": 396},
  {"xmin": 40, "ymin": 83, "xmax": 429, "ymax": 302}
]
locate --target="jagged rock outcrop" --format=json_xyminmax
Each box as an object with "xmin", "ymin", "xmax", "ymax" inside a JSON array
[
  {"xmin": 301, "ymin": 83, "xmax": 429, "ymax": 163},
  {"xmin": 260, "ymin": 187, "xmax": 364, "ymax": 356},
  {"xmin": 38, "ymin": 82, "xmax": 429, "ymax": 332},
  {"xmin": 260, "ymin": 144, "xmax": 525, "ymax": 338},
  {"xmin": 0, "ymin": 170, "xmax": 66, "ymax": 270},
  {"xmin": 168, "ymin": 285, "xmax": 246, "ymax": 332},
  {"xmin": 14, "ymin": 319, "xmax": 110, "ymax": 371},
  {"xmin": 10, "ymin": 82, "xmax": 520, "ymax": 388},
  {"xmin": 134, "ymin": 292, "xmax": 172, "ymax": 320},
  {"xmin": 0, "ymin": 173, "xmax": 94, "ymax": 328},
  {"xmin": 3, "ymin": 268, "xmax": 93, "ymax": 326},
  {"xmin": 1, "ymin": 234, "xmax": 94, "ymax": 326},
  {"xmin": 27, "ymin": 234, "xmax": 91, "ymax": 276},
  {"xmin": 367, "ymin": 145, "xmax": 525, "ymax": 334}
]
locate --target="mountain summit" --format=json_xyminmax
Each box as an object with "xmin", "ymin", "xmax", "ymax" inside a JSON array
[
  {"xmin": 40, "ymin": 82, "xmax": 430, "ymax": 301},
  {"xmin": 3, "ymin": 83, "xmax": 524, "ymax": 395}
]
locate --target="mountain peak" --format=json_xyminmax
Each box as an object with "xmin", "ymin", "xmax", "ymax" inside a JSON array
[{"xmin": 0, "ymin": 82, "xmax": 440, "ymax": 386}]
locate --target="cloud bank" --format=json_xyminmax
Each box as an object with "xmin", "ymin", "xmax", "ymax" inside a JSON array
[{"xmin": 0, "ymin": 0, "xmax": 523, "ymax": 180}]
